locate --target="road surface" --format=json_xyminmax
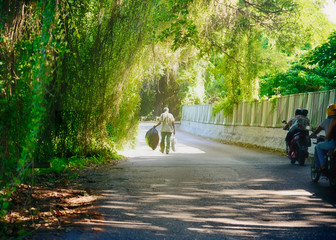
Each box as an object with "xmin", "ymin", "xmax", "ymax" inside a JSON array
[{"xmin": 63, "ymin": 122, "xmax": 336, "ymax": 239}]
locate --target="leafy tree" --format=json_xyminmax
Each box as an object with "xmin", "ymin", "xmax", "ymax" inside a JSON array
[
  {"xmin": 138, "ymin": 0, "xmax": 334, "ymax": 116},
  {"xmin": 0, "ymin": 0, "xmax": 335, "ymax": 220},
  {"xmin": 260, "ymin": 31, "xmax": 336, "ymax": 98},
  {"xmin": 259, "ymin": 64, "xmax": 325, "ymax": 97},
  {"xmin": 139, "ymin": 44, "xmax": 193, "ymax": 119},
  {"xmin": 0, "ymin": 0, "xmax": 197, "ymax": 218},
  {"xmin": 181, "ymin": 0, "xmax": 333, "ymax": 114}
]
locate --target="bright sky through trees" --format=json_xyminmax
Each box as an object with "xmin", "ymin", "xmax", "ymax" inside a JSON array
[{"xmin": 323, "ymin": 0, "xmax": 336, "ymax": 23}]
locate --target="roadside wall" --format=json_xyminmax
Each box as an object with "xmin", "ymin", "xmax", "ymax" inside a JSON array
[
  {"xmin": 180, "ymin": 90, "xmax": 336, "ymax": 153},
  {"xmin": 180, "ymin": 120, "xmax": 288, "ymax": 151},
  {"xmin": 182, "ymin": 90, "xmax": 336, "ymax": 128}
]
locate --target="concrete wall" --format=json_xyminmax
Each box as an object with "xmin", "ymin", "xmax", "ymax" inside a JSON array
[
  {"xmin": 180, "ymin": 120, "xmax": 316, "ymax": 154},
  {"xmin": 182, "ymin": 90, "xmax": 336, "ymax": 129}
]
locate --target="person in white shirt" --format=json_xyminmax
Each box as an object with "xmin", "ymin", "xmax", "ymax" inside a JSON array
[{"xmin": 154, "ymin": 107, "xmax": 175, "ymax": 154}]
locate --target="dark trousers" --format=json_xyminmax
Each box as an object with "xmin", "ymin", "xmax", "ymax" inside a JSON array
[{"xmin": 160, "ymin": 132, "xmax": 172, "ymax": 154}]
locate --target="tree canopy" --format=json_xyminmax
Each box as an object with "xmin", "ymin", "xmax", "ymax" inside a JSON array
[
  {"xmin": 140, "ymin": 0, "xmax": 334, "ymax": 116},
  {"xmin": 260, "ymin": 30, "xmax": 336, "ymax": 98}
]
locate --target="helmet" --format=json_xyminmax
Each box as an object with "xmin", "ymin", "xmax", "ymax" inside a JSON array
[
  {"xmin": 295, "ymin": 108, "xmax": 302, "ymax": 116},
  {"xmin": 327, "ymin": 104, "xmax": 336, "ymax": 116},
  {"xmin": 301, "ymin": 109, "xmax": 308, "ymax": 117}
]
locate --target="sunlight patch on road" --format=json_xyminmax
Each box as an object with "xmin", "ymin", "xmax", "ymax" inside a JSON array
[
  {"xmin": 250, "ymin": 178, "xmax": 277, "ymax": 182},
  {"xmin": 176, "ymin": 144, "xmax": 205, "ymax": 154},
  {"xmin": 216, "ymin": 189, "xmax": 313, "ymax": 197},
  {"xmin": 100, "ymin": 205, "xmax": 137, "ymax": 211},
  {"xmin": 157, "ymin": 194, "xmax": 198, "ymax": 200},
  {"xmin": 120, "ymin": 143, "xmax": 205, "ymax": 158},
  {"xmin": 95, "ymin": 183, "xmax": 336, "ymax": 238},
  {"xmin": 75, "ymin": 219, "xmax": 168, "ymax": 231},
  {"xmin": 189, "ymin": 227, "xmax": 256, "ymax": 238}
]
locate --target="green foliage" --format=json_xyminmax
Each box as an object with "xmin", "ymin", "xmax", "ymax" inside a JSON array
[
  {"xmin": 260, "ymin": 31, "xmax": 336, "ymax": 98},
  {"xmin": 187, "ymin": 0, "xmax": 333, "ymax": 113},
  {"xmin": 259, "ymin": 64, "xmax": 325, "ymax": 97},
  {"xmin": 39, "ymin": 155, "xmax": 122, "ymax": 175},
  {"xmin": 1, "ymin": 0, "xmax": 193, "ymax": 218},
  {"xmin": 139, "ymin": 82, "xmax": 157, "ymax": 117},
  {"xmin": 212, "ymin": 97, "xmax": 234, "ymax": 117},
  {"xmin": 305, "ymin": 31, "xmax": 336, "ymax": 67},
  {"xmin": 139, "ymin": 0, "xmax": 334, "ymax": 117},
  {"xmin": 1, "ymin": 0, "xmax": 335, "ymax": 221},
  {"xmin": 154, "ymin": 0, "xmax": 197, "ymax": 49}
]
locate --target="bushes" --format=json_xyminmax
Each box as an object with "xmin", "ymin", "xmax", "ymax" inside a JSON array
[
  {"xmin": 259, "ymin": 31, "xmax": 336, "ymax": 98},
  {"xmin": 0, "ymin": 0, "xmax": 154, "ymax": 217}
]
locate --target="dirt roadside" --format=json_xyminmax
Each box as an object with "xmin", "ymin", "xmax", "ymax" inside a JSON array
[{"xmin": 1, "ymin": 161, "xmax": 121, "ymax": 240}]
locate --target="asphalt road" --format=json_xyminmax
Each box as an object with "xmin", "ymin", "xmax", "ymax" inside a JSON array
[{"xmin": 63, "ymin": 122, "xmax": 336, "ymax": 240}]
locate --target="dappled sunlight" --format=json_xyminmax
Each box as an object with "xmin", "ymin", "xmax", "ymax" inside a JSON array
[
  {"xmin": 68, "ymin": 123, "xmax": 336, "ymax": 238},
  {"xmin": 250, "ymin": 178, "xmax": 277, "ymax": 182},
  {"xmin": 75, "ymin": 219, "xmax": 168, "ymax": 231},
  {"xmin": 188, "ymin": 226, "xmax": 257, "ymax": 238},
  {"xmin": 71, "ymin": 177, "xmax": 336, "ymax": 238},
  {"xmin": 120, "ymin": 140, "xmax": 205, "ymax": 158},
  {"xmin": 156, "ymin": 194, "xmax": 199, "ymax": 200}
]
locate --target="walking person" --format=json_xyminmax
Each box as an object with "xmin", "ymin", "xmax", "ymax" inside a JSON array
[{"xmin": 154, "ymin": 107, "xmax": 175, "ymax": 154}]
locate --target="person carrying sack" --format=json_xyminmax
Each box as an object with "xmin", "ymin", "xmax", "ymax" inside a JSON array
[{"xmin": 154, "ymin": 107, "xmax": 175, "ymax": 154}]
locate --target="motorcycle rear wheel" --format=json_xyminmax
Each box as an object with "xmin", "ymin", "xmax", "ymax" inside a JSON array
[
  {"xmin": 289, "ymin": 146, "xmax": 297, "ymax": 165},
  {"xmin": 311, "ymin": 158, "xmax": 320, "ymax": 183},
  {"xmin": 290, "ymin": 157, "xmax": 296, "ymax": 165},
  {"xmin": 298, "ymin": 149, "xmax": 306, "ymax": 166},
  {"xmin": 329, "ymin": 157, "xmax": 336, "ymax": 187},
  {"xmin": 329, "ymin": 176, "xmax": 336, "ymax": 187}
]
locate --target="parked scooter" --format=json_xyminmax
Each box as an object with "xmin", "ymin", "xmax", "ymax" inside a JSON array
[
  {"xmin": 283, "ymin": 120, "xmax": 309, "ymax": 166},
  {"xmin": 311, "ymin": 136, "xmax": 336, "ymax": 187}
]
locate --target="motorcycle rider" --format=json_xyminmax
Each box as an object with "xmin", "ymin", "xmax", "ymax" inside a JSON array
[
  {"xmin": 284, "ymin": 108, "xmax": 302, "ymax": 154},
  {"xmin": 289, "ymin": 109, "xmax": 310, "ymax": 133},
  {"xmin": 284, "ymin": 109, "xmax": 310, "ymax": 156},
  {"xmin": 283, "ymin": 108, "xmax": 302, "ymax": 131},
  {"xmin": 310, "ymin": 104, "xmax": 336, "ymax": 171},
  {"xmin": 300, "ymin": 109, "xmax": 311, "ymax": 146}
]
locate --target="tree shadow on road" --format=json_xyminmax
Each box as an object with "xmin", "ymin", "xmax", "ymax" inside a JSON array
[{"xmin": 43, "ymin": 160, "xmax": 336, "ymax": 240}]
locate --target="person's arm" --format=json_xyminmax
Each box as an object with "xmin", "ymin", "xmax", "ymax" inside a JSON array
[
  {"xmin": 283, "ymin": 118, "xmax": 293, "ymax": 130},
  {"xmin": 172, "ymin": 121, "xmax": 175, "ymax": 135},
  {"xmin": 283, "ymin": 122, "xmax": 290, "ymax": 130},
  {"xmin": 310, "ymin": 126, "xmax": 322, "ymax": 138},
  {"xmin": 154, "ymin": 114, "xmax": 162, "ymax": 128},
  {"xmin": 326, "ymin": 119, "xmax": 336, "ymax": 140},
  {"xmin": 154, "ymin": 121, "xmax": 161, "ymax": 128}
]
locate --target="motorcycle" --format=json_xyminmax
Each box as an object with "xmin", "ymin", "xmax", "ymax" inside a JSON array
[
  {"xmin": 283, "ymin": 120, "xmax": 309, "ymax": 166},
  {"xmin": 311, "ymin": 136, "xmax": 336, "ymax": 187}
]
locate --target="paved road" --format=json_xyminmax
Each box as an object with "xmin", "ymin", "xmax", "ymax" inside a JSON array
[{"xmin": 65, "ymin": 122, "xmax": 336, "ymax": 240}]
